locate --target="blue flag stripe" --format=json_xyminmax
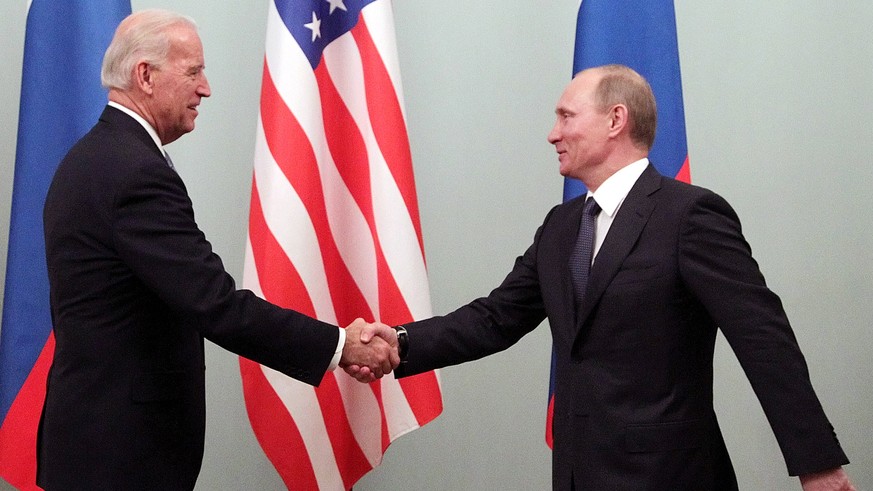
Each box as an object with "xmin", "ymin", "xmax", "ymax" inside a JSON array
[
  {"xmin": 0, "ymin": 0, "xmax": 130, "ymax": 423},
  {"xmin": 549, "ymin": 0, "xmax": 689, "ymax": 445},
  {"xmin": 562, "ymin": 0, "xmax": 688, "ymax": 201}
]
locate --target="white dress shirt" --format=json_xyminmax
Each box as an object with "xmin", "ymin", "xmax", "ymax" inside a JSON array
[{"xmin": 588, "ymin": 158, "xmax": 649, "ymax": 263}]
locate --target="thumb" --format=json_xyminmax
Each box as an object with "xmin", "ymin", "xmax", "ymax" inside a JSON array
[{"xmin": 359, "ymin": 323, "xmax": 375, "ymax": 343}]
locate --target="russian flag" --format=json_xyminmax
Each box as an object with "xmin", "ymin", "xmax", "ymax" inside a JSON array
[
  {"xmin": 0, "ymin": 2, "xmax": 130, "ymax": 488},
  {"xmin": 546, "ymin": 0, "xmax": 690, "ymax": 448}
]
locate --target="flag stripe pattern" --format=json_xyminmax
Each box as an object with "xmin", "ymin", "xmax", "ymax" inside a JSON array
[
  {"xmin": 0, "ymin": 2, "xmax": 131, "ymax": 488},
  {"xmin": 240, "ymin": 1, "xmax": 443, "ymax": 488},
  {"xmin": 546, "ymin": 0, "xmax": 690, "ymax": 448}
]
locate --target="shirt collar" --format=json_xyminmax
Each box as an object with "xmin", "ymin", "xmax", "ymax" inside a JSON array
[
  {"xmin": 107, "ymin": 101, "xmax": 164, "ymax": 154},
  {"xmin": 589, "ymin": 158, "xmax": 649, "ymax": 217}
]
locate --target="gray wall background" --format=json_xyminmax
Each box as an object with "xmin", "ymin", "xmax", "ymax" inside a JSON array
[{"xmin": 1, "ymin": 1, "xmax": 871, "ymax": 489}]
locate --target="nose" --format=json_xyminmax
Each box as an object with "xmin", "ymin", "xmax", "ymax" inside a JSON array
[
  {"xmin": 547, "ymin": 120, "xmax": 561, "ymax": 144},
  {"xmin": 198, "ymin": 73, "xmax": 211, "ymax": 98}
]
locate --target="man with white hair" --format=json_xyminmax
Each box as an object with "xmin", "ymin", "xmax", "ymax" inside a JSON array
[{"xmin": 39, "ymin": 10, "xmax": 398, "ymax": 489}]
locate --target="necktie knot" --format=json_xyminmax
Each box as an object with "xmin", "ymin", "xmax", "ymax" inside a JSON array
[{"xmin": 584, "ymin": 196, "xmax": 601, "ymax": 217}]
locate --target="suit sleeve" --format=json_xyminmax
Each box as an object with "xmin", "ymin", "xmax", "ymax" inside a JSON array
[
  {"xmin": 396, "ymin": 206, "xmax": 557, "ymax": 377},
  {"xmin": 677, "ymin": 191, "xmax": 848, "ymax": 475},
  {"xmin": 110, "ymin": 158, "xmax": 338, "ymax": 386}
]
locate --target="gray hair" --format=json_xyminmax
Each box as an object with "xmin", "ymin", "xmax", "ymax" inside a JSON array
[
  {"xmin": 101, "ymin": 9, "xmax": 197, "ymax": 91},
  {"xmin": 592, "ymin": 64, "xmax": 658, "ymax": 151}
]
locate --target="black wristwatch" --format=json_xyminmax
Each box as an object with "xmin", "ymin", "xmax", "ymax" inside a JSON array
[{"xmin": 394, "ymin": 325, "xmax": 409, "ymax": 363}]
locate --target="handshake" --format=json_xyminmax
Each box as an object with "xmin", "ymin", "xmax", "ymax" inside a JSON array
[{"xmin": 338, "ymin": 318, "xmax": 402, "ymax": 383}]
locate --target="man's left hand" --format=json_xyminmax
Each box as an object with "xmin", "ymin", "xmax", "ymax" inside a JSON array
[{"xmin": 800, "ymin": 467, "xmax": 855, "ymax": 491}]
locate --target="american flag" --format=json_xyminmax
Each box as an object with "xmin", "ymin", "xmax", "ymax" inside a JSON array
[{"xmin": 239, "ymin": 0, "xmax": 443, "ymax": 489}]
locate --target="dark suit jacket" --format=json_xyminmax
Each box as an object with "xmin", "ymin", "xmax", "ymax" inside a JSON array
[
  {"xmin": 39, "ymin": 106, "xmax": 339, "ymax": 490},
  {"xmin": 396, "ymin": 165, "xmax": 848, "ymax": 490}
]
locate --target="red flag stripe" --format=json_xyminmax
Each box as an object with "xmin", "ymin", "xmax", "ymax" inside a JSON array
[
  {"xmin": 240, "ymin": 358, "xmax": 320, "ymax": 490},
  {"xmin": 322, "ymin": 44, "xmax": 432, "ymax": 324},
  {"xmin": 241, "ymin": 2, "xmax": 443, "ymax": 488},
  {"xmin": 262, "ymin": 34, "xmax": 409, "ymax": 467},
  {"xmin": 262, "ymin": 23, "xmax": 388, "ymax": 326},
  {"xmin": 247, "ymin": 178, "xmax": 352, "ymax": 488},
  {"xmin": 262, "ymin": 366, "xmax": 345, "ymax": 489},
  {"xmin": 675, "ymin": 156, "xmax": 691, "ymax": 184},
  {"xmin": 352, "ymin": 15, "xmax": 424, "ymax": 254},
  {"xmin": 259, "ymin": 61, "xmax": 373, "ymax": 327},
  {"xmin": 315, "ymin": 50, "xmax": 419, "ymax": 329},
  {"xmin": 251, "ymin": 119, "xmax": 339, "ymax": 323},
  {"xmin": 313, "ymin": 374, "xmax": 373, "ymax": 489},
  {"xmin": 0, "ymin": 333, "xmax": 55, "ymax": 491},
  {"xmin": 247, "ymin": 180, "xmax": 317, "ymax": 315},
  {"xmin": 255, "ymin": 59, "xmax": 391, "ymax": 490},
  {"xmin": 242, "ymin": 241, "xmax": 344, "ymax": 489},
  {"xmin": 253, "ymin": 115, "xmax": 386, "ymax": 481},
  {"xmin": 318, "ymin": 11, "xmax": 443, "ymax": 429}
]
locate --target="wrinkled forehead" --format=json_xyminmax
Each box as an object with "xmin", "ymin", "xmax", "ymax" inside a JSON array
[{"xmin": 167, "ymin": 26, "xmax": 205, "ymax": 62}]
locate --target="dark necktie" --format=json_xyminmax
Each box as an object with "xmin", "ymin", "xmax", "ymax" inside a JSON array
[
  {"xmin": 570, "ymin": 196, "xmax": 601, "ymax": 304},
  {"xmin": 163, "ymin": 150, "xmax": 175, "ymax": 171}
]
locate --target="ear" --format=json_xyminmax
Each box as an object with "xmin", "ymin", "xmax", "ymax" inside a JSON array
[
  {"xmin": 606, "ymin": 104, "xmax": 630, "ymax": 139},
  {"xmin": 134, "ymin": 61, "xmax": 155, "ymax": 95}
]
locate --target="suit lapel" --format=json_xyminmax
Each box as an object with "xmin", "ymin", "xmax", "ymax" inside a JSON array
[{"xmin": 573, "ymin": 165, "xmax": 662, "ymax": 339}]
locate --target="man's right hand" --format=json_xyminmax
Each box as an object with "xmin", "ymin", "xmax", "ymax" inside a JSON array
[{"xmin": 338, "ymin": 318, "xmax": 399, "ymax": 383}]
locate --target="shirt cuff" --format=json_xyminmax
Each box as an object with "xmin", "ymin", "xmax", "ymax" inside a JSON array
[{"xmin": 327, "ymin": 327, "xmax": 345, "ymax": 371}]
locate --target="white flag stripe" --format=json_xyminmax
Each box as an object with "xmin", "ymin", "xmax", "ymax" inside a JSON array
[
  {"xmin": 321, "ymin": 36, "xmax": 397, "ymax": 319},
  {"xmin": 361, "ymin": 1, "xmax": 408, "ymax": 122},
  {"xmin": 310, "ymin": 122, "xmax": 381, "ymax": 319},
  {"xmin": 380, "ymin": 375, "xmax": 422, "ymax": 438},
  {"xmin": 348, "ymin": 6, "xmax": 433, "ymax": 320},
  {"xmin": 242, "ymin": 2, "xmax": 443, "ymax": 486},
  {"xmin": 324, "ymin": 34, "xmax": 432, "ymax": 321},
  {"xmin": 266, "ymin": 4, "xmax": 381, "ymax": 319},
  {"xmin": 309, "ymin": 42, "xmax": 383, "ymax": 316},
  {"xmin": 371, "ymin": 160, "xmax": 433, "ymax": 320},
  {"xmin": 249, "ymin": 237, "xmax": 367, "ymax": 484},
  {"xmin": 334, "ymin": 374, "xmax": 386, "ymax": 467},
  {"xmin": 264, "ymin": 1, "xmax": 321, "ymax": 129},
  {"xmin": 253, "ymin": 118, "xmax": 338, "ymax": 324},
  {"xmin": 263, "ymin": 366, "xmax": 344, "ymax": 490},
  {"xmin": 242, "ymin": 239, "xmax": 263, "ymax": 298}
]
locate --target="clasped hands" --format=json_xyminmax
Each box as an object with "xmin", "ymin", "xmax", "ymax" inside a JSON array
[{"xmin": 339, "ymin": 318, "xmax": 399, "ymax": 383}]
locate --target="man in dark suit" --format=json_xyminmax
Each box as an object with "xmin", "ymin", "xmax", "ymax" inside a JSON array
[
  {"xmin": 39, "ymin": 9, "xmax": 397, "ymax": 490},
  {"xmin": 379, "ymin": 65, "xmax": 854, "ymax": 489}
]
